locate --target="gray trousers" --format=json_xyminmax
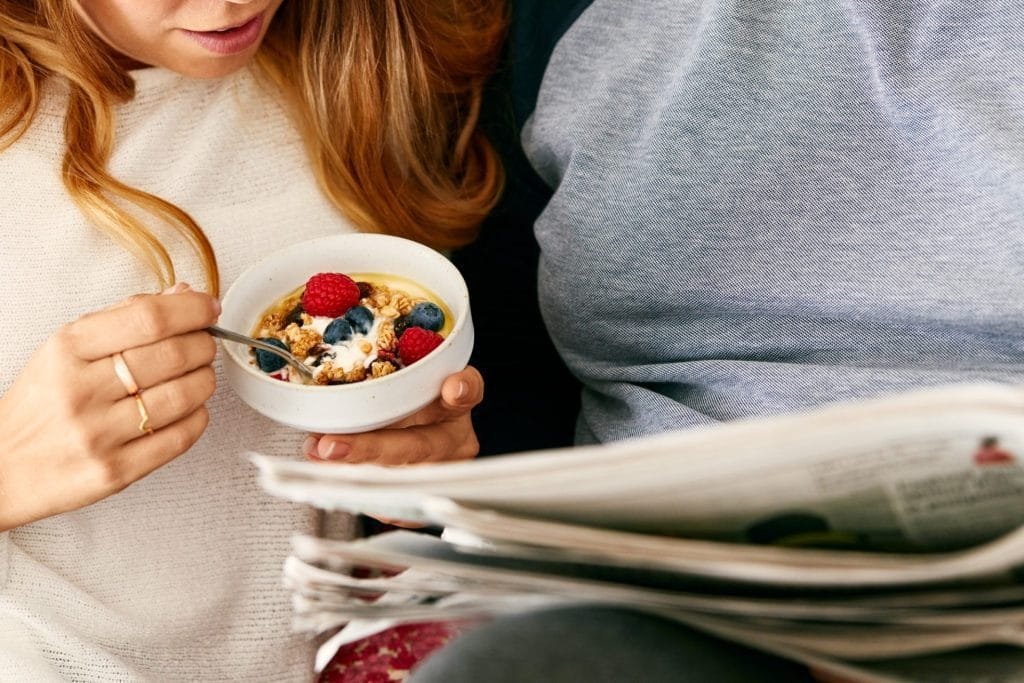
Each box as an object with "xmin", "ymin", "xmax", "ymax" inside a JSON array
[{"xmin": 410, "ymin": 606, "xmax": 816, "ymax": 682}]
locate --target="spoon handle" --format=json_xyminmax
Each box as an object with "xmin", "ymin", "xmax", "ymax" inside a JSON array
[{"xmin": 207, "ymin": 325, "xmax": 316, "ymax": 381}]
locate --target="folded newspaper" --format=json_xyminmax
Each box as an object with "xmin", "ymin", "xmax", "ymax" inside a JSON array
[{"xmin": 251, "ymin": 382, "xmax": 1024, "ymax": 682}]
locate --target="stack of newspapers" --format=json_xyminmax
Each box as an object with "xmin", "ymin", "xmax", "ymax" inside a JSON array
[{"xmin": 252, "ymin": 383, "xmax": 1024, "ymax": 682}]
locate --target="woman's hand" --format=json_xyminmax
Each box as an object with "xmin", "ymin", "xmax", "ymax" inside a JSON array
[
  {"xmin": 0, "ymin": 284, "xmax": 221, "ymax": 532},
  {"xmin": 303, "ymin": 366, "xmax": 485, "ymax": 465}
]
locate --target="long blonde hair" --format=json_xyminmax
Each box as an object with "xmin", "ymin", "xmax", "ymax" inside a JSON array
[{"xmin": 0, "ymin": 0, "xmax": 506, "ymax": 296}]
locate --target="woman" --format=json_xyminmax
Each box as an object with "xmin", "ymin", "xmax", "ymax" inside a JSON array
[{"xmin": 0, "ymin": 0, "xmax": 503, "ymax": 679}]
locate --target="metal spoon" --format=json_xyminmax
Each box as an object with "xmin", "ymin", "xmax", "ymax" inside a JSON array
[{"xmin": 207, "ymin": 325, "xmax": 317, "ymax": 383}]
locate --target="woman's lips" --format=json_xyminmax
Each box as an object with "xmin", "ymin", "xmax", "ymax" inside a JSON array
[{"xmin": 181, "ymin": 14, "xmax": 264, "ymax": 55}]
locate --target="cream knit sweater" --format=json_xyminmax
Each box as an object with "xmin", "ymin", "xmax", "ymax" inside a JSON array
[{"xmin": 0, "ymin": 66, "xmax": 356, "ymax": 681}]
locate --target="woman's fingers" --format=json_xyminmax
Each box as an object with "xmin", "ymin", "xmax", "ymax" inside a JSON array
[
  {"xmin": 106, "ymin": 366, "xmax": 216, "ymax": 445},
  {"xmin": 307, "ymin": 367, "xmax": 485, "ymax": 465},
  {"xmin": 110, "ymin": 407, "xmax": 211, "ymax": 490},
  {"xmin": 65, "ymin": 291, "xmax": 221, "ymax": 361},
  {"xmin": 107, "ymin": 282, "xmax": 191, "ymax": 310},
  {"xmin": 87, "ymin": 331, "xmax": 217, "ymax": 401},
  {"xmin": 391, "ymin": 366, "xmax": 485, "ymax": 428},
  {"xmin": 312, "ymin": 419, "xmax": 479, "ymax": 466},
  {"xmin": 440, "ymin": 366, "xmax": 485, "ymax": 412},
  {"xmin": 0, "ymin": 285, "xmax": 218, "ymax": 529}
]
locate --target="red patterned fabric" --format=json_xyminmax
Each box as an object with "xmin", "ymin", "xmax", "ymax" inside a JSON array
[{"xmin": 319, "ymin": 621, "xmax": 471, "ymax": 683}]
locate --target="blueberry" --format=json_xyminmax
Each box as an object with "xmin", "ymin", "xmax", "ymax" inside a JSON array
[
  {"xmin": 344, "ymin": 305, "xmax": 374, "ymax": 335},
  {"xmin": 394, "ymin": 315, "xmax": 412, "ymax": 339},
  {"xmin": 406, "ymin": 302, "xmax": 445, "ymax": 332},
  {"xmin": 253, "ymin": 337, "xmax": 289, "ymax": 373},
  {"xmin": 323, "ymin": 318, "xmax": 354, "ymax": 345}
]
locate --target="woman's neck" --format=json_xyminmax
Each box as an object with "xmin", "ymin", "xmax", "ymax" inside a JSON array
[{"xmin": 113, "ymin": 52, "xmax": 151, "ymax": 72}]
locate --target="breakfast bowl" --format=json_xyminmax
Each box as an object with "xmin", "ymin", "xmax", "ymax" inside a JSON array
[{"xmin": 218, "ymin": 233, "xmax": 474, "ymax": 433}]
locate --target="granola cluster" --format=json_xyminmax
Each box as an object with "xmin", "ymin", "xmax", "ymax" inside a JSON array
[
  {"xmin": 282, "ymin": 324, "xmax": 322, "ymax": 359},
  {"xmin": 315, "ymin": 362, "xmax": 367, "ymax": 385}
]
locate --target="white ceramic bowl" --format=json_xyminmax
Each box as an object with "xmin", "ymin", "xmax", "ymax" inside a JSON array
[{"xmin": 219, "ymin": 233, "xmax": 474, "ymax": 433}]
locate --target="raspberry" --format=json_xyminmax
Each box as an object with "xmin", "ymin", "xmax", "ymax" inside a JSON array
[
  {"xmin": 398, "ymin": 327, "xmax": 444, "ymax": 365},
  {"xmin": 301, "ymin": 273, "xmax": 360, "ymax": 318}
]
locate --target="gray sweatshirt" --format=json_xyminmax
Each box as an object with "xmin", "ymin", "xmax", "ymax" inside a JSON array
[{"xmin": 522, "ymin": 0, "xmax": 1024, "ymax": 444}]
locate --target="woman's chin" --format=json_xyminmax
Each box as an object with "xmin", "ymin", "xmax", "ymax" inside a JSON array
[{"xmin": 153, "ymin": 49, "xmax": 258, "ymax": 79}]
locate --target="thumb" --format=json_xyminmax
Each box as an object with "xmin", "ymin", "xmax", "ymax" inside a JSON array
[{"xmin": 439, "ymin": 366, "xmax": 484, "ymax": 413}]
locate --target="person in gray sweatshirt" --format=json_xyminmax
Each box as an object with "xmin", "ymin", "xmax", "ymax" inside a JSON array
[{"xmin": 415, "ymin": 0, "xmax": 1024, "ymax": 680}]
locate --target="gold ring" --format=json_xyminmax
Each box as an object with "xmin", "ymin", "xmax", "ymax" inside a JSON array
[
  {"xmin": 112, "ymin": 351, "xmax": 140, "ymax": 396},
  {"xmin": 134, "ymin": 391, "xmax": 154, "ymax": 435}
]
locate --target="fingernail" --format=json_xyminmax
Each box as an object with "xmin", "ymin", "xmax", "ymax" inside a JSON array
[
  {"xmin": 455, "ymin": 380, "xmax": 468, "ymax": 400},
  {"xmin": 161, "ymin": 282, "xmax": 189, "ymax": 295},
  {"xmin": 211, "ymin": 298, "xmax": 222, "ymax": 316},
  {"xmin": 302, "ymin": 436, "xmax": 319, "ymax": 458},
  {"xmin": 321, "ymin": 441, "xmax": 350, "ymax": 460}
]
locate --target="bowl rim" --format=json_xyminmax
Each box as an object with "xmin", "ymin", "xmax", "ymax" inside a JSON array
[{"xmin": 219, "ymin": 233, "xmax": 471, "ymax": 393}]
